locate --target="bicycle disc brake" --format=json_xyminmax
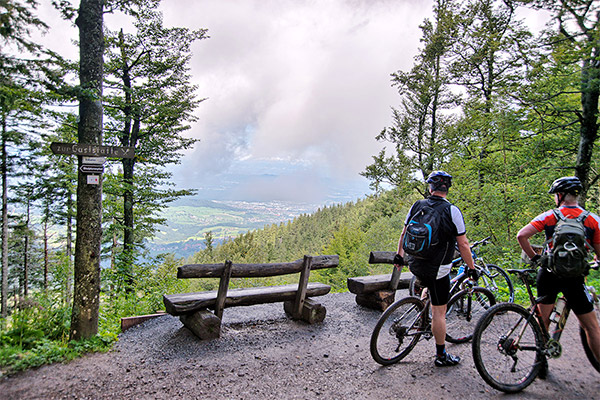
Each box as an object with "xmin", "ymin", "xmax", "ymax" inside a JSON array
[
  {"xmin": 498, "ymin": 335, "xmax": 517, "ymax": 356},
  {"xmin": 497, "ymin": 335, "xmax": 521, "ymax": 372},
  {"xmin": 390, "ymin": 320, "xmax": 407, "ymax": 351},
  {"xmin": 545, "ymin": 338, "xmax": 562, "ymax": 358}
]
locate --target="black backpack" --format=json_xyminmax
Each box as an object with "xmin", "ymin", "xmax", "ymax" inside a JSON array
[
  {"xmin": 403, "ymin": 199, "xmax": 451, "ymax": 260},
  {"xmin": 545, "ymin": 208, "xmax": 591, "ymax": 278}
]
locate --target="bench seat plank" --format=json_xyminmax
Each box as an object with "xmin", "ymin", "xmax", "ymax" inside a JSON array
[
  {"xmin": 347, "ymin": 272, "xmax": 413, "ymax": 294},
  {"xmin": 178, "ymin": 255, "xmax": 339, "ymax": 279},
  {"xmin": 164, "ymin": 282, "xmax": 331, "ymax": 316}
]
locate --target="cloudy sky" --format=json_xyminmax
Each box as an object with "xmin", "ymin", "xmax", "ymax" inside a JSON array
[{"xmin": 37, "ymin": 0, "xmax": 435, "ymax": 204}]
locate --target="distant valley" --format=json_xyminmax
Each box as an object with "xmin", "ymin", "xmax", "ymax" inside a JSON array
[{"xmin": 145, "ymin": 198, "xmax": 320, "ymax": 260}]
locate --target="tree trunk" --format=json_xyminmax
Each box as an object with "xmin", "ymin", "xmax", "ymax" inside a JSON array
[
  {"xmin": 1, "ymin": 122, "xmax": 7, "ymax": 319},
  {"xmin": 119, "ymin": 36, "xmax": 136, "ymax": 290},
  {"xmin": 66, "ymin": 192, "xmax": 73, "ymax": 304},
  {"xmin": 122, "ymin": 156, "xmax": 135, "ymax": 290},
  {"xmin": 23, "ymin": 236, "xmax": 28, "ymax": 297},
  {"xmin": 43, "ymin": 218, "xmax": 48, "ymax": 291},
  {"xmin": 70, "ymin": 0, "xmax": 104, "ymax": 341},
  {"xmin": 23, "ymin": 198, "xmax": 30, "ymax": 297},
  {"xmin": 575, "ymin": 54, "xmax": 600, "ymax": 204}
]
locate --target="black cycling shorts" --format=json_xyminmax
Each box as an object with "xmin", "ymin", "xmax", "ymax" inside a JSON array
[
  {"xmin": 417, "ymin": 274, "xmax": 451, "ymax": 306},
  {"xmin": 537, "ymin": 268, "xmax": 594, "ymax": 315}
]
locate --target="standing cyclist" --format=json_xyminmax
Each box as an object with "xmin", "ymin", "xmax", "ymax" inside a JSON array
[
  {"xmin": 517, "ymin": 176, "xmax": 600, "ymax": 362},
  {"xmin": 394, "ymin": 171, "xmax": 477, "ymax": 367}
]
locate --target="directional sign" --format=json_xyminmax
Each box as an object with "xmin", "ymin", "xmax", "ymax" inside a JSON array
[
  {"xmin": 80, "ymin": 164, "xmax": 105, "ymax": 174},
  {"xmin": 50, "ymin": 142, "xmax": 135, "ymax": 159},
  {"xmin": 82, "ymin": 156, "xmax": 106, "ymax": 164}
]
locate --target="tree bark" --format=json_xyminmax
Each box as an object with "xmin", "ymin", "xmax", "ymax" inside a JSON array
[
  {"xmin": 43, "ymin": 219, "xmax": 48, "ymax": 291},
  {"xmin": 70, "ymin": 0, "xmax": 104, "ymax": 341},
  {"xmin": 66, "ymin": 191, "xmax": 73, "ymax": 305},
  {"xmin": 23, "ymin": 197, "xmax": 30, "ymax": 297},
  {"xmin": 1, "ymin": 124, "xmax": 7, "ymax": 318},
  {"xmin": 122, "ymin": 156, "xmax": 135, "ymax": 290},
  {"xmin": 117, "ymin": 30, "xmax": 137, "ymax": 290},
  {"xmin": 575, "ymin": 55, "xmax": 600, "ymax": 203}
]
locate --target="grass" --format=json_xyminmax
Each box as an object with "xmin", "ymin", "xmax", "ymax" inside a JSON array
[{"xmin": 0, "ymin": 293, "xmax": 118, "ymax": 376}]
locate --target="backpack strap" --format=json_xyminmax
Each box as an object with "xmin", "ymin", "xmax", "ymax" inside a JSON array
[
  {"xmin": 406, "ymin": 199, "xmax": 428, "ymax": 222},
  {"xmin": 553, "ymin": 208, "xmax": 590, "ymax": 223},
  {"xmin": 552, "ymin": 208, "xmax": 567, "ymax": 222},
  {"xmin": 575, "ymin": 210, "xmax": 590, "ymax": 223}
]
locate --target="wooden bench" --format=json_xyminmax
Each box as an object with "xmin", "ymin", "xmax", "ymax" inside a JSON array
[
  {"xmin": 346, "ymin": 251, "xmax": 412, "ymax": 310},
  {"xmin": 163, "ymin": 255, "xmax": 338, "ymax": 339}
]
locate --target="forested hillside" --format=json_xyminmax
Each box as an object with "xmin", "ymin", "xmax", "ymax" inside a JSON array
[
  {"xmin": 187, "ymin": 190, "xmax": 411, "ymax": 291},
  {"xmin": 186, "ymin": 185, "xmax": 537, "ymax": 292}
]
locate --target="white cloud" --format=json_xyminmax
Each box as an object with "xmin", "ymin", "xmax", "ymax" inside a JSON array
[
  {"xmin": 34, "ymin": 0, "xmax": 434, "ymax": 202},
  {"xmin": 162, "ymin": 0, "xmax": 433, "ymax": 194}
]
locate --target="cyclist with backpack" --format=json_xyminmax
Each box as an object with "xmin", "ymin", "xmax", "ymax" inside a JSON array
[
  {"xmin": 394, "ymin": 170, "xmax": 477, "ymax": 367},
  {"xmin": 517, "ymin": 176, "xmax": 600, "ymax": 362}
]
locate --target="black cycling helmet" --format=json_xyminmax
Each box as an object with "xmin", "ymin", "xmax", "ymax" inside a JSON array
[
  {"xmin": 426, "ymin": 170, "xmax": 452, "ymax": 192},
  {"xmin": 548, "ymin": 176, "xmax": 583, "ymax": 195}
]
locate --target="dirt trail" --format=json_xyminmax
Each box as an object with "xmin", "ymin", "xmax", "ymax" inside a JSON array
[{"xmin": 1, "ymin": 291, "xmax": 598, "ymax": 399}]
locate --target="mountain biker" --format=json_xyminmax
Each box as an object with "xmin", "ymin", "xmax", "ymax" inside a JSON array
[
  {"xmin": 517, "ymin": 176, "xmax": 600, "ymax": 363},
  {"xmin": 394, "ymin": 170, "xmax": 477, "ymax": 367}
]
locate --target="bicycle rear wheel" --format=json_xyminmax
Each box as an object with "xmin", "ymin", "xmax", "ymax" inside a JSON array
[
  {"xmin": 579, "ymin": 300, "xmax": 600, "ymax": 372},
  {"xmin": 446, "ymin": 286, "xmax": 496, "ymax": 344},
  {"xmin": 370, "ymin": 296, "xmax": 425, "ymax": 365},
  {"xmin": 472, "ymin": 303, "xmax": 545, "ymax": 393},
  {"xmin": 478, "ymin": 264, "xmax": 514, "ymax": 303}
]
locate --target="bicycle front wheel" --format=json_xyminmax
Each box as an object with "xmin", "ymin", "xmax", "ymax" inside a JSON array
[
  {"xmin": 446, "ymin": 286, "xmax": 496, "ymax": 344},
  {"xmin": 472, "ymin": 303, "xmax": 545, "ymax": 393},
  {"xmin": 579, "ymin": 299, "xmax": 600, "ymax": 372},
  {"xmin": 478, "ymin": 264, "xmax": 514, "ymax": 303},
  {"xmin": 370, "ymin": 296, "xmax": 425, "ymax": 365}
]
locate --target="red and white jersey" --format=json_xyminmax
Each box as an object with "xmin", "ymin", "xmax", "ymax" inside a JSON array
[{"xmin": 529, "ymin": 205, "xmax": 600, "ymax": 246}]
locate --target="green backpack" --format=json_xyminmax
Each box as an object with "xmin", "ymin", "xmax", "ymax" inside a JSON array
[{"xmin": 546, "ymin": 208, "xmax": 591, "ymax": 278}]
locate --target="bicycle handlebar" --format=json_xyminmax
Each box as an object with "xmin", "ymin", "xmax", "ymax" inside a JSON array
[{"xmin": 470, "ymin": 236, "xmax": 492, "ymax": 250}]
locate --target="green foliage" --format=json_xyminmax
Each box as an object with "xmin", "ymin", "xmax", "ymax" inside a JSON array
[
  {"xmin": 0, "ymin": 289, "xmax": 115, "ymax": 375},
  {"xmin": 0, "ymin": 253, "xmax": 184, "ymax": 375}
]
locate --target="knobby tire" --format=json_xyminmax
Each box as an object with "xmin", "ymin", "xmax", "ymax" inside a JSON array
[
  {"xmin": 480, "ymin": 264, "xmax": 514, "ymax": 303},
  {"xmin": 471, "ymin": 303, "xmax": 545, "ymax": 393},
  {"xmin": 445, "ymin": 286, "xmax": 496, "ymax": 344},
  {"xmin": 370, "ymin": 296, "xmax": 425, "ymax": 366}
]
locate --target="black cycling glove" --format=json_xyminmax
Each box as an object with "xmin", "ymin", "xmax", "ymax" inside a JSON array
[
  {"xmin": 467, "ymin": 268, "xmax": 479, "ymax": 280},
  {"xmin": 530, "ymin": 254, "xmax": 541, "ymax": 265},
  {"xmin": 393, "ymin": 253, "xmax": 405, "ymax": 266}
]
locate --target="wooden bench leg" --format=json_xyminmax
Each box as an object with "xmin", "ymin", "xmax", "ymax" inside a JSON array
[
  {"xmin": 284, "ymin": 298, "xmax": 326, "ymax": 324},
  {"xmin": 180, "ymin": 310, "xmax": 221, "ymax": 340},
  {"xmin": 355, "ymin": 290, "xmax": 395, "ymax": 311}
]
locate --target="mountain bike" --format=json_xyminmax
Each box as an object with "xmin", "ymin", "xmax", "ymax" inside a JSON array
[
  {"xmin": 370, "ymin": 277, "xmax": 495, "ymax": 365},
  {"xmin": 471, "ymin": 267, "xmax": 600, "ymax": 393},
  {"xmin": 409, "ymin": 237, "xmax": 514, "ymax": 303}
]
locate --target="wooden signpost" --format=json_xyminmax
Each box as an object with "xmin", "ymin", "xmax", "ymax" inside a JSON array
[
  {"xmin": 50, "ymin": 142, "xmax": 135, "ymax": 184},
  {"xmin": 50, "ymin": 142, "xmax": 135, "ymax": 158}
]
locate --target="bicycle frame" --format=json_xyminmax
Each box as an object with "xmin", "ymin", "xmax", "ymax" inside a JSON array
[
  {"xmin": 505, "ymin": 269, "xmax": 562, "ymax": 357},
  {"xmin": 450, "ymin": 236, "xmax": 492, "ymax": 283}
]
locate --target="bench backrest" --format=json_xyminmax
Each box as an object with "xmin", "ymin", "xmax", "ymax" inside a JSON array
[{"xmin": 177, "ymin": 255, "xmax": 339, "ymax": 279}]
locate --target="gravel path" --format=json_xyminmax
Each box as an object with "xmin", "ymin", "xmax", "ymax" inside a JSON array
[{"xmin": 1, "ymin": 291, "xmax": 598, "ymax": 399}]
